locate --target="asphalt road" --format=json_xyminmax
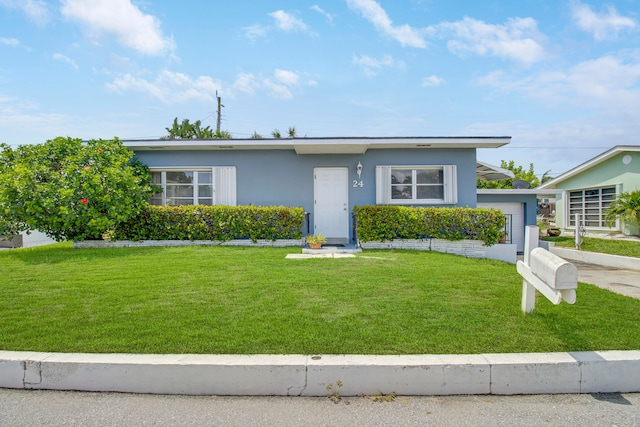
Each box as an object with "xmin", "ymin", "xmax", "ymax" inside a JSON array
[{"xmin": 1, "ymin": 389, "xmax": 639, "ymax": 427}]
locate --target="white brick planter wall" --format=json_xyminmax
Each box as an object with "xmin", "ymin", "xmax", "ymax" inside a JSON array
[{"xmin": 360, "ymin": 239, "xmax": 517, "ymax": 263}]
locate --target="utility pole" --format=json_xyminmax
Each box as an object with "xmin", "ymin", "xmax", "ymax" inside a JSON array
[{"xmin": 216, "ymin": 91, "xmax": 224, "ymax": 134}]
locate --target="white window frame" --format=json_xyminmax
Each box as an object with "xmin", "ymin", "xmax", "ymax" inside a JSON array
[
  {"xmin": 375, "ymin": 165, "xmax": 457, "ymax": 205},
  {"xmin": 150, "ymin": 167, "xmax": 236, "ymax": 206},
  {"xmin": 564, "ymin": 185, "xmax": 618, "ymax": 230}
]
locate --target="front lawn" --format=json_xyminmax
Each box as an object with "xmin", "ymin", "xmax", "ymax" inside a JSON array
[
  {"xmin": 1, "ymin": 244, "xmax": 638, "ymax": 354},
  {"xmin": 542, "ymin": 236, "xmax": 640, "ymax": 258}
]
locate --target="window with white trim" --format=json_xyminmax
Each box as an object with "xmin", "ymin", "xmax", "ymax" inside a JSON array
[
  {"xmin": 568, "ymin": 186, "xmax": 616, "ymax": 228},
  {"xmin": 150, "ymin": 167, "xmax": 236, "ymax": 206},
  {"xmin": 376, "ymin": 165, "xmax": 457, "ymax": 204}
]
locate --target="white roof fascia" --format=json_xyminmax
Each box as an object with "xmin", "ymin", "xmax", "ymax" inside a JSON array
[
  {"xmin": 538, "ymin": 145, "xmax": 640, "ymax": 189},
  {"xmin": 123, "ymin": 136, "xmax": 511, "ymax": 154},
  {"xmin": 477, "ymin": 189, "xmax": 562, "ymax": 196}
]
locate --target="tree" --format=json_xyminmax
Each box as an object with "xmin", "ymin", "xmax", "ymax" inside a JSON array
[
  {"xmin": 605, "ymin": 190, "xmax": 640, "ymax": 235},
  {"xmin": 271, "ymin": 129, "xmax": 282, "ymax": 139},
  {"xmin": 288, "ymin": 126, "xmax": 297, "ymax": 138},
  {"xmin": 0, "ymin": 137, "xmax": 156, "ymax": 241},
  {"xmin": 477, "ymin": 160, "xmax": 541, "ymax": 189},
  {"xmin": 164, "ymin": 117, "xmax": 229, "ymax": 139},
  {"xmin": 251, "ymin": 131, "xmax": 263, "ymax": 139},
  {"xmin": 214, "ymin": 130, "xmax": 232, "ymax": 139}
]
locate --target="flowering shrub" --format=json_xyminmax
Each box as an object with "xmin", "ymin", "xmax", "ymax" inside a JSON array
[
  {"xmin": 112, "ymin": 205, "xmax": 305, "ymax": 242},
  {"xmin": 354, "ymin": 205, "xmax": 506, "ymax": 246},
  {"xmin": 0, "ymin": 137, "xmax": 155, "ymax": 241}
]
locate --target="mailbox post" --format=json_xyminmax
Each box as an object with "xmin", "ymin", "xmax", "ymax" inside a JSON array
[{"xmin": 517, "ymin": 226, "xmax": 578, "ymax": 313}]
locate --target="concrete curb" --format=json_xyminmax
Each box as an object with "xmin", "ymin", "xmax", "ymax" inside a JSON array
[
  {"xmin": 1, "ymin": 351, "xmax": 639, "ymax": 396},
  {"xmin": 548, "ymin": 245, "xmax": 640, "ymax": 271}
]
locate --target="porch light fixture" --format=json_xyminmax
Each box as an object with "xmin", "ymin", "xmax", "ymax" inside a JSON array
[{"xmin": 356, "ymin": 161, "xmax": 363, "ymax": 178}]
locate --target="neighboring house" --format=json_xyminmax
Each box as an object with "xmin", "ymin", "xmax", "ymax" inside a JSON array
[
  {"xmin": 538, "ymin": 145, "xmax": 640, "ymax": 236},
  {"xmin": 124, "ymin": 136, "xmax": 535, "ymax": 248}
]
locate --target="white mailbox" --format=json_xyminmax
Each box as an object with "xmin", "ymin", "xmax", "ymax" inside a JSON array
[
  {"xmin": 517, "ymin": 226, "xmax": 578, "ymax": 313},
  {"xmin": 529, "ymin": 247, "xmax": 578, "ymax": 290}
]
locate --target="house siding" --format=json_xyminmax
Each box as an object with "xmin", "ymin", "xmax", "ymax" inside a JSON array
[{"xmin": 133, "ymin": 147, "xmax": 478, "ymax": 236}]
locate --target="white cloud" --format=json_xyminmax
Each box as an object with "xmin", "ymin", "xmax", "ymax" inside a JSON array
[
  {"xmin": 60, "ymin": 0, "xmax": 175, "ymax": 56},
  {"xmin": 571, "ymin": 1, "xmax": 637, "ymax": 41},
  {"xmin": 437, "ymin": 17, "xmax": 546, "ymax": 66},
  {"xmin": 310, "ymin": 5, "xmax": 334, "ymax": 24},
  {"xmin": 232, "ymin": 73, "xmax": 261, "ymax": 95},
  {"xmin": 52, "ymin": 53, "xmax": 79, "ymax": 69},
  {"xmin": 243, "ymin": 24, "xmax": 268, "ymax": 42},
  {"xmin": 0, "ymin": 0, "xmax": 51, "ymax": 25},
  {"xmin": 477, "ymin": 54, "xmax": 640, "ymax": 113},
  {"xmin": 346, "ymin": 0, "xmax": 426, "ymax": 48},
  {"xmin": 421, "ymin": 75, "xmax": 444, "ymax": 87},
  {"xmin": 269, "ymin": 10, "xmax": 308, "ymax": 32},
  {"xmin": 107, "ymin": 69, "xmax": 304, "ymax": 104},
  {"xmin": 353, "ymin": 54, "xmax": 405, "ymax": 76},
  {"xmin": 232, "ymin": 69, "xmax": 302, "ymax": 100},
  {"xmin": 106, "ymin": 70, "xmax": 222, "ymax": 104},
  {"xmin": 0, "ymin": 37, "xmax": 20, "ymax": 47},
  {"xmin": 274, "ymin": 69, "xmax": 300, "ymax": 86}
]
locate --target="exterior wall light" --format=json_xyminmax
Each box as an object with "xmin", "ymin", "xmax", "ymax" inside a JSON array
[{"xmin": 356, "ymin": 161, "xmax": 363, "ymax": 178}]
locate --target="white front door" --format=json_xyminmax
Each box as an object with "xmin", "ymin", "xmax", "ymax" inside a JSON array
[{"xmin": 314, "ymin": 167, "xmax": 349, "ymax": 243}]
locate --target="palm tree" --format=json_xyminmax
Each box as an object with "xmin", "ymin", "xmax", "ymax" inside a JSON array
[
  {"xmin": 165, "ymin": 117, "xmax": 181, "ymax": 139},
  {"xmin": 251, "ymin": 131, "xmax": 263, "ymax": 139},
  {"xmin": 271, "ymin": 129, "xmax": 282, "ymax": 139},
  {"xmin": 605, "ymin": 190, "xmax": 640, "ymax": 235},
  {"xmin": 288, "ymin": 126, "xmax": 297, "ymax": 138}
]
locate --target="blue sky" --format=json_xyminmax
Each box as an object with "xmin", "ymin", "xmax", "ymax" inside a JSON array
[{"xmin": 1, "ymin": 0, "xmax": 639, "ymax": 178}]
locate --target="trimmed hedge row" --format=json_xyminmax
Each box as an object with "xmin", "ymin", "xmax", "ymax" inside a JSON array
[
  {"xmin": 112, "ymin": 205, "xmax": 305, "ymax": 242},
  {"xmin": 354, "ymin": 205, "xmax": 506, "ymax": 246}
]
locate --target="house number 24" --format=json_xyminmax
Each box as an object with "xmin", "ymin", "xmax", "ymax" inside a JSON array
[{"xmin": 352, "ymin": 180, "xmax": 364, "ymax": 188}]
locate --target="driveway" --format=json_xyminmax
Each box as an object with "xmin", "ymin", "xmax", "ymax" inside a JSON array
[{"xmin": 574, "ymin": 261, "xmax": 640, "ymax": 299}]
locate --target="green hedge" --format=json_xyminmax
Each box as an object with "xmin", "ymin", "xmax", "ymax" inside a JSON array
[
  {"xmin": 112, "ymin": 205, "xmax": 305, "ymax": 242},
  {"xmin": 354, "ymin": 205, "xmax": 506, "ymax": 246}
]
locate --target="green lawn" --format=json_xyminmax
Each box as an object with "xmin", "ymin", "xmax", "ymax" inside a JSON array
[
  {"xmin": 542, "ymin": 236, "xmax": 640, "ymax": 258},
  {"xmin": 1, "ymin": 243, "xmax": 639, "ymax": 355}
]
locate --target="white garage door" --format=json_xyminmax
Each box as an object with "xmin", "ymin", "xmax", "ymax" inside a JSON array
[{"xmin": 477, "ymin": 202, "xmax": 525, "ymax": 253}]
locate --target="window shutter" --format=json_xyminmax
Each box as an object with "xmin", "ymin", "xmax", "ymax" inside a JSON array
[
  {"xmin": 214, "ymin": 167, "xmax": 237, "ymax": 206},
  {"xmin": 375, "ymin": 166, "xmax": 391, "ymax": 204},
  {"xmin": 443, "ymin": 165, "xmax": 457, "ymax": 204}
]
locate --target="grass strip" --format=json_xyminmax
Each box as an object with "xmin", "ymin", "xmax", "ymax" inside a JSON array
[{"xmin": 542, "ymin": 236, "xmax": 640, "ymax": 258}]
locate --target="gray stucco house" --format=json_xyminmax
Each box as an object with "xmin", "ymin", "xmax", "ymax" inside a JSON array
[{"xmin": 124, "ymin": 136, "xmax": 536, "ymax": 251}]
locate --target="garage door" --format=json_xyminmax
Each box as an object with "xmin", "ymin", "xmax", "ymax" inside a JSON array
[{"xmin": 477, "ymin": 202, "xmax": 525, "ymax": 253}]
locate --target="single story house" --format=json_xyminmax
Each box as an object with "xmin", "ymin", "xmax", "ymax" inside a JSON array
[
  {"xmin": 124, "ymin": 136, "xmax": 536, "ymax": 252},
  {"xmin": 538, "ymin": 145, "xmax": 640, "ymax": 236}
]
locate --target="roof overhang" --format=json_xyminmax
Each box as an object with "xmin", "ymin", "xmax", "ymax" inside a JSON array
[
  {"xmin": 477, "ymin": 189, "xmax": 562, "ymax": 198},
  {"xmin": 476, "ymin": 161, "xmax": 515, "ymax": 181},
  {"xmin": 123, "ymin": 136, "xmax": 511, "ymax": 154}
]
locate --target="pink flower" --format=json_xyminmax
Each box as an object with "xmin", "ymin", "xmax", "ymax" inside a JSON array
[
  {"xmin": 84, "ymin": 166, "xmax": 90, "ymax": 171},
  {"xmin": 81, "ymin": 198, "xmax": 88, "ymax": 205}
]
